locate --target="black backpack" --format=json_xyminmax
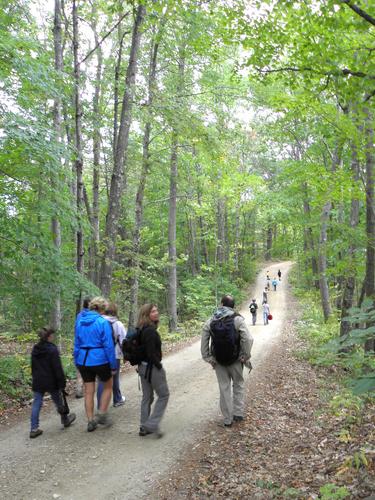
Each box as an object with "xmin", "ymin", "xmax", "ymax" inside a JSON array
[
  {"xmin": 209, "ymin": 314, "xmax": 240, "ymax": 366},
  {"xmin": 121, "ymin": 327, "xmax": 146, "ymax": 366},
  {"xmin": 249, "ymin": 303, "xmax": 257, "ymax": 313}
]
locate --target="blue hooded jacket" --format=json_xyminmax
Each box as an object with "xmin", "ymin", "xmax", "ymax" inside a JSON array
[{"xmin": 74, "ymin": 309, "xmax": 117, "ymax": 369}]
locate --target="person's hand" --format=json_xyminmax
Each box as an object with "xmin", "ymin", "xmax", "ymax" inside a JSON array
[
  {"xmin": 111, "ymin": 369, "xmax": 117, "ymax": 375},
  {"xmin": 210, "ymin": 360, "xmax": 216, "ymax": 369}
]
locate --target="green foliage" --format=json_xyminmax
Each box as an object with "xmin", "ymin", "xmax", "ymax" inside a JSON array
[
  {"xmin": 291, "ymin": 267, "xmax": 375, "ymax": 399},
  {"xmin": 319, "ymin": 483, "xmax": 349, "ymax": 500},
  {"xmin": 329, "ymin": 390, "xmax": 364, "ymax": 425},
  {"xmin": 0, "ymin": 354, "xmax": 31, "ymax": 401}
]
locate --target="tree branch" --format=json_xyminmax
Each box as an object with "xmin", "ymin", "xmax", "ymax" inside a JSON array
[
  {"xmin": 257, "ymin": 66, "xmax": 375, "ymax": 79},
  {"xmin": 79, "ymin": 10, "xmax": 131, "ymax": 65},
  {"xmin": 341, "ymin": 0, "xmax": 375, "ymax": 27}
]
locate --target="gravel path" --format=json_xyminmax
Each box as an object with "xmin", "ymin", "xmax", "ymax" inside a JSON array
[{"xmin": 0, "ymin": 261, "xmax": 292, "ymax": 500}]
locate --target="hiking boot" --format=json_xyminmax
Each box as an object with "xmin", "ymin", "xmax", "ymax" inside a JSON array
[
  {"xmin": 30, "ymin": 429, "xmax": 43, "ymax": 439},
  {"xmin": 224, "ymin": 422, "xmax": 232, "ymax": 428},
  {"xmin": 139, "ymin": 426, "xmax": 151, "ymax": 437},
  {"xmin": 87, "ymin": 420, "xmax": 97, "ymax": 432},
  {"xmin": 113, "ymin": 396, "xmax": 126, "ymax": 407},
  {"xmin": 139, "ymin": 426, "xmax": 163, "ymax": 438},
  {"xmin": 61, "ymin": 413, "xmax": 76, "ymax": 428},
  {"xmin": 96, "ymin": 413, "xmax": 113, "ymax": 428},
  {"xmin": 233, "ymin": 415, "xmax": 244, "ymax": 422}
]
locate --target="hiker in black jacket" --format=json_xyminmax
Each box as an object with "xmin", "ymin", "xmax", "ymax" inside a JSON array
[
  {"xmin": 30, "ymin": 327, "xmax": 76, "ymax": 438},
  {"xmin": 137, "ymin": 304, "xmax": 169, "ymax": 438}
]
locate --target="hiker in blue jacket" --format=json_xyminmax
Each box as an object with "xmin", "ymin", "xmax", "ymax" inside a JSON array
[
  {"xmin": 74, "ymin": 296, "xmax": 117, "ymax": 432},
  {"xmin": 74, "ymin": 296, "xmax": 91, "ymax": 399}
]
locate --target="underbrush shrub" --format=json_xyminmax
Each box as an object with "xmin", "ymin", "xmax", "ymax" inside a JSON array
[{"xmin": 290, "ymin": 265, "xmax": 375, "ymax": 401}]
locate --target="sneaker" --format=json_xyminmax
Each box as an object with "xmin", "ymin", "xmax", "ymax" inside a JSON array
[
  {"xmin": 224, "ymin": 422, "xmax": 232, "ymax": 427},
  {"xmin": 233, "ymin": 415, "xmax": 244, "ymax": 422},
  {"xmin": 87, "ymin": 420, "xmax": 97, "ymax": 432},
  {"xmin": 96, "ymin": 413, "xmax": 113, "ymax": 428},
  {"xmin": 113, "ymin": 396, "xmax": 126, "ymax": 407},
  {"xmin": 139, "ymin": 426, "xmax": 151, "ymax": 437},
  {"xmin": 30, "ymin": 429, "xmax": 43, "ymax": 439},
  {"xmin": 61, "ymin": 413, "xmax": 76, "ymax": 428}
]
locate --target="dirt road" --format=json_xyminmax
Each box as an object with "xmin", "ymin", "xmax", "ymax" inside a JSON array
[{"xmin": 0, "ymin": 261, "xmax": 292, "ymax": 500}]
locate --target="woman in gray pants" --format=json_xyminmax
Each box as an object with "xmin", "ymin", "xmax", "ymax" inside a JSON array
[{"xmin": 137, "ymin": 304, "xmax": 169, "ymax": 438}]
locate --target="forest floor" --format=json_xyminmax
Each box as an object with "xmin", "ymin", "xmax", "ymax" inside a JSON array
[{"xmin": 0, "ymin": 261, "xmax": 373, "ymax": 499}]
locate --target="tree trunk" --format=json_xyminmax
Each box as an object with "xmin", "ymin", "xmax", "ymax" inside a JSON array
[
  {"xmin": 217, "ymin": 197, "xmax": 226, "ymax": 265},
  {"xmin": 265, "ymin": 224, "xmax": 272, "ymax": 261},
  {"xmin": 50, "ymin": 0, "xmax": 63, "ymax": 331},
  {"xmin": 88, "ymin": 12, "xmax": 102, "ymax": 286},
  {"xmin": 340, "ymin": 140, "xmax": 360, "ymax": 336},
  {"xmin": 302, "ymin": 183, "xmax": 319, "ymax": 288},
  {"xmin": 128, "ymin": 32, "xmax": 160, "ymax": 328},
  {"xmin": 317, "ymin": 146, "xmax": 341, "ymax": 321},
  {"xmin": 364, "ymin": 109, "xmax": 375, "ymax": 352},
  {"xmin": 168, "ymin": 130, "xmax": 178, "ymax": 331},
  {"xmin": 234, "ymin": 204, "xmax": 240, "ymax": 274},
  {"xmin": 99, "ymin": 4, "xmax": 146, "ymax": 296},
  {"xmin": 73, "ymin": 0, "xmax": 84, "ymax": 313}
]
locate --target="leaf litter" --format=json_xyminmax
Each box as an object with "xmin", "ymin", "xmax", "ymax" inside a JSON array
[{"xmin": 155, "ymin": 308, "xmax": 374, "ymax": 499}]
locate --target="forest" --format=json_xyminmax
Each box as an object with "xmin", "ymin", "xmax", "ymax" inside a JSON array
[{"xmin": 1, "ymin": 0, "xmax": 374, "ymax": 393}]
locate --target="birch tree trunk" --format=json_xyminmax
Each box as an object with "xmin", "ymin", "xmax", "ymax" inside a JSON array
[
  {"xmin": 50, "ymin": 0, "xmax": 63, "ymax": 331},
  {"xmin": 99, "ymin": 4, "xmax": 146, "ymax": 296}
]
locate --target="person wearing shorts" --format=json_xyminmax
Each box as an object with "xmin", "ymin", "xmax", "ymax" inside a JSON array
[{"xmin": 74, "ymin": 296, "xmax": 117, "ymax": 432}]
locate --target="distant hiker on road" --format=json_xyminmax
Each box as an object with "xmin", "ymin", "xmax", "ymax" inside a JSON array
[
  {"xmin": 137, "ymin": 303, "xmax": 169, "ymax": 438},
  {"xmin": 74, "ymin": 296, "xmax": 91, "ymax": 398},
  {"xmin": 249, "ymin": 298, "xmax": 258, "ymax": 325},
  {"xmin": 201, "ymin": 295, "xmax": 253, "ymax": 427},
  {"xmin": 278, "ymin": 269, "xmax": 282, "ymax": 281},
  {"xmin": 272, "ymin": 277, "xmax": 278, "ymax": 291},
  {"xmin": 263, "ymin": 287, "xmax": 268, "ymax": 303},
  {"xmin": 266, "ymin": 272, "xmax": 271, "ymax": 291},
  {"xmin": 74, "ymin": 296, "xmax": 117, "ymax": 432},
  {"xmin": 262, "ymin": 300, "xmax": 271, "ymax": 325},
  {"xmin": 30, "ymin": 327, "xmax": 76, "ymax": 439},
  {"xmin": 97, "ymin": 302, "xmax": 127, "ymax": 409}
]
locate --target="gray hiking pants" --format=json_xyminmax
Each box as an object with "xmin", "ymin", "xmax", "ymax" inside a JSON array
[
  {"xmin": 138, "ymin": 363, "xmax": 169, "ymax": 432},
  {"xmin": 214, "ymin": 360, "xmax": 245, "ymax": 425}
]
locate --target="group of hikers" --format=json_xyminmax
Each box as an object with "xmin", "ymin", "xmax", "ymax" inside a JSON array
[
  {"xmin": 248, "ymin": 268, "xmax": 282, "ymax": 326},
  {"xmin": 29, "ymin": 270, "xmax": 283, "ymax": 439},
  {"xmin": 30, "ymin": 298, "xmax": 169, "ymax": 438}
]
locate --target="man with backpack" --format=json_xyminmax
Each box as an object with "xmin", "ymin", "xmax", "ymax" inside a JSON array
[
  {"xmin": 249, "ymin": 298, "xmax": 258, "ymax": 325},
  {"xmin": 201, "ymin": 295, "xmax": 253, "ymax": 427}
]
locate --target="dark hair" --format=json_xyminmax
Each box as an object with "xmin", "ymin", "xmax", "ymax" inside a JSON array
[
  {"xmin": 137, "ymin": 303, "xmax": 158, "ymax": 329},
  {"xmin": 83, "ymin": 296, "xmax": 92, "ymax": 309},
  {"xmin": 105, "ymin": 302, "xmax": 118, "ymax": 317},
  {"xmin": 38, "ymin": 326, "xmax": 55, "ymax": 341},
  {"xmin": 221, "ymin": 295, "xmax": 235, "ymax": 309}
]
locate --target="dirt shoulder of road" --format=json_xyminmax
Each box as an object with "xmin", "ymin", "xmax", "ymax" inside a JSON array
[{"xmin": 154, "ymin": 292, "xmax": 375, "ymax": 499}]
